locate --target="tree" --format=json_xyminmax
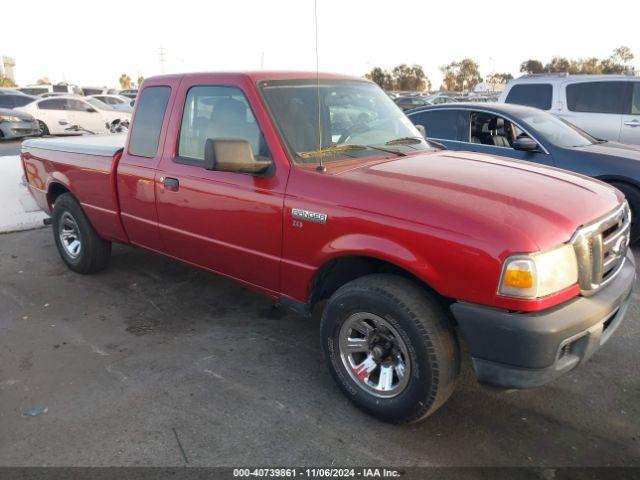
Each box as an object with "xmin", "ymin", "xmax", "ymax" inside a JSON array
[
  {"xmin": 119, "ymin": 73, "xmax": 132, "ymax": 89},
  {"xmin": 0, "ymin": 75, "xmax": 16, "ymax": 87},
  {"xmin": 439, "ymin": 58, "xmax": 482, "ymax": 91},
  {"xmin": 520, "ymin": 59, "xmax": 544, "ymax": 74},
  {"xmin": 612, "ymin": 46, "xmax": 634, "ymax": 64},
  {"xmin": 36, "ymin": 77, "xmax": 51, "ymax": 85},
  {"xmin": 601, "ymin": 46, "xmax": 635, "ymax": 74},
  {"xmin": 366, "ymin": 67, "xmax": 387, "ymax": 88},
  {"xmin": 545, "ymin": 56, "xmax": 572, "ymax": 73},
  {"xmin": 392, "ymin": 64, "xmax": 417, "ymax": 91},
  {"xmin": 519, "ymin": 46, "xmax": 635, "ymax": 76},
  {"xmin": 364, "ymin": 64, "xmax": 430, "ymax": 91},
  {"xmin": 486, "ymin": 73, "xmax": 513, "ymax": 90},
  {"xmin": 137, "ymin": 75, "xmax": 144, "ymax": 86}
]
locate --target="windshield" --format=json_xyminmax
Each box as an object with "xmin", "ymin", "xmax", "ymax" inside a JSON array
[
  {"xmin": 260, "ymin": 79, "xmax": 432, "ymax": 164},
  {"xmin": 520, "ymin": 110, "xmax": 596, "ymax": 148}
]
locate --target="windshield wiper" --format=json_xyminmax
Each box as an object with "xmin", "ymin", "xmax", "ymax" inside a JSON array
[
  {"xmin": 298, "ymin": 144, "xmax": 368, "ymax": 158},
  {"xmin": 385, "ymin": 136, "xmax": 423, "ymax": 145},
  {"xmin": 298, "ymin": 144, "xmax": 406, "ymax": 158}
]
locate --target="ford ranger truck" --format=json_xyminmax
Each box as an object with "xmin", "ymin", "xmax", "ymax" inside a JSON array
[{"xmin": 21, "ymin": 72, "xmax": 636, "ymax": 424}]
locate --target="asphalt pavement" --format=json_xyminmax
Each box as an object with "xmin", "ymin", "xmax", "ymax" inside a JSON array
[
  {"xmin": 0, "ymin": 139, "xmax": 23, "ymax": 156},
  {"xmin": 0, "ymin": 228, "xmax": 639, "ymax": 467}
]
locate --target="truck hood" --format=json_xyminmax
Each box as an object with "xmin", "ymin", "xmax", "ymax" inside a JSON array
[{"xmin": 337, "ymin": 150, "xmax": 623, "ymax": 253}]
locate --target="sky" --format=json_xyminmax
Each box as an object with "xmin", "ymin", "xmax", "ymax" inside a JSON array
[{"xmin": 2, "ymin": 0, "xmax": 639, "ymax": 88}]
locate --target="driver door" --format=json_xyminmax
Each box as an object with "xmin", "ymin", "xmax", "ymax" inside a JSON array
[{"xmin": 155, "ymin": 81, "xmax": 289, "ymax": 292}]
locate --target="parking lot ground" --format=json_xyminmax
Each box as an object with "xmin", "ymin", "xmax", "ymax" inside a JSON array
[
  {"xmin": 0, "ymin": 139, "xmax": 24, "ymax": 157},
  {"xmin": 0, "ymin": 228, "xmax": 639, "ymax": 467}
]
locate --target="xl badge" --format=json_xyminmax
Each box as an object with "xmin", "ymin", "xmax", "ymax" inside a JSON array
[{"xmin": 292, "ymin": 208, "xmax": 328, "ymax": 224}]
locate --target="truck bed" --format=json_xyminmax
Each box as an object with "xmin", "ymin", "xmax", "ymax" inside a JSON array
[
  {"xmin": 21, "ymin": 134, "xmax": 129, "ymax": 243},
  {"xmin": 22, "ymin": 134, "xmax": 126, "ymax": 157}
]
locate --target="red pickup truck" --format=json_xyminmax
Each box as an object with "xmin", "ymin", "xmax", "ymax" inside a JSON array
[{"xmin": 22, "ymin": 72, "xmax": 635, "ymax": 424}]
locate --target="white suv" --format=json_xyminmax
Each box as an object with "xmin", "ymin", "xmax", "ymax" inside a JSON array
[{"xmin": 499, "ymin": 74, "xmax": 640, "ymax": 145}]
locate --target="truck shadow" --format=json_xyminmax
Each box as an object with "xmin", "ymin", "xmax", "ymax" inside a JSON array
[{"xmin": 97, "ymin": 242, "xmax": 639, "ymax": 466}]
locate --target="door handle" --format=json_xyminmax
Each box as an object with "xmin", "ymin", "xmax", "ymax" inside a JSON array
[
  {"xmin": 624, "ymin": 120, "xmax": 640, "ymax": 127},
  {"xmin": 161, "ymin": 176, "xmax": 180, "ymax": 191}
]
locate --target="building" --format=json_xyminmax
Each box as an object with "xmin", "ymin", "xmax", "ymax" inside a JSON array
[{"xmin": 1, "ymin": 56, "xmax": 17, "ymax": 83}]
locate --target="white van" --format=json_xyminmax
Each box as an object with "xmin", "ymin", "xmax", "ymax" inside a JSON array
[
  {"xmin": 499, "ymin": 74, "xmax": 640, "ymax": 145},
  {"xmin": 17, "ymin": 83, "xmax": 83, "ymax": 97}
]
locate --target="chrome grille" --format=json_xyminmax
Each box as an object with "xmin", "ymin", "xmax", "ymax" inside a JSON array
[{"xmin": 571, "ymin": 202, "xmax": 631, "ymax": 296}]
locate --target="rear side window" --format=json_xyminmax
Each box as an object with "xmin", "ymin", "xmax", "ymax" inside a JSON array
[
  {"xmin": 566, "ymin": 81, "xmax": 628, "ymax": 114},
  {"xmin": 128, "ymin": 86, "xmax": 171, "ymax": 158},
  {"xmin": 38, "ymin": 99, "xmax": 66, "ymax": 110},
  {"xmin": 12, "ymin": 95, "xmax": 34, "ymax": 107},
  {"xmin": 0, "ymin": 96, "xmax": 13, "ymax": 108},
  {"xmin": 410, "ymin": 110, "xmax": 468, "ymax": 141},
  {"xmin": 505, "ymin": 84, "xmax": 552, "ymax": 110}
]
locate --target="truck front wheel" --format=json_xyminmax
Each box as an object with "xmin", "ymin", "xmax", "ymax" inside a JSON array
[
  {"xmin": 52, "ymin": 193, "xmax": 111, "ymax": 274},
  {"xmin": 320, "ymin": 274, "xmax": 460, "ymax": 424}
]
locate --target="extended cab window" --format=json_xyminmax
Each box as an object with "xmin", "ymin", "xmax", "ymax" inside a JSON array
[
  {"xmin": 128, "ymin": 86, "xmax": 171, "ymax": 158},
  {"xmin": 409, "ymin": 110, "xmax": 468, "ymax": 141},
  {"xmin": 178, "ymin": 86, "xmax": 269, "ymax": 163},
  {"xmin": 566, "ymin": 81, "xmax": 627, "ymax": 114},
  {"xmin": 505, "ymin": 84, "xmax": 552, "ymax": 110}
]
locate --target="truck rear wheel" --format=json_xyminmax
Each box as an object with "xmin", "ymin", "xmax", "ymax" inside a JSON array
[
  {"xmin": 52, "ymin": 193, "xmax": 111, "ymax": 274},
  {"xmin": 320, "ymin": 274, "xmax": 460, "ymax": 424}
]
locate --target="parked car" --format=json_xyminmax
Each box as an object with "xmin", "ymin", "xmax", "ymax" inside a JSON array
[
  {"xmin": 499, "ymin": 74, "xmax": 640, "ymax": 145},
  {"xmin": 38, "ymin": 92, "xmax": 81, "ymax": 99},
  {"xmin": 0, "ymin": 93, "xmax": 36, "ymax": 109},
  {"xmin": 394, "ymin": 95, "xmax": 431, "ymax": 110},
  {"xmin": 0, "ymin": 87, "xmax": 26, "ymax": 95},
  {"xmin": 88, "ymin": 94, "xmax": 133, "ymax": 112},
  {"xmin": 407, "ymin": 102, "xmax": 640, "ymax": 241},
  {"xmin": 0, "ymin": 108, "xmax": 39, "ymax": 140},
  {"xmin": 118, "ymin": 88, "xmax": 138, "ymax": 99},
  {"xmin": 81, "ymin": 86, "xmax": 118, "ymax": 96},
  {"xmin": 84, "ymin": 97, "xmax": 132, "ymax": 125},
  {"xmin": 16, "ymin": 95, "xmax": 117, "ymax": 136},
  {"xmin": 423, "ymin": 94, "xmax": 459, "ymax": 105},
  {"xmin": 21, "ymin": 72, "xmax": 634, "ymax": 424},
  {"xmin": 18, "ymin": 83, "xmax": 83, "ymax": 96}
]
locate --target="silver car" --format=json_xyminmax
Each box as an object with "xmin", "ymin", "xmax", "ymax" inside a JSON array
[{"xmin": 0, "ymin": 108, "xmax": 40, "ymax": 140}]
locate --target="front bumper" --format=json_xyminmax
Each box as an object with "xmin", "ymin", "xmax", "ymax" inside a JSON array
[
  {"xmin": 0, "ymin": 120, "xmax": 40, "ymax": 139},
  {"xmin": 450, "ymin": 250, "xmax": 635, "ymax": 389}
]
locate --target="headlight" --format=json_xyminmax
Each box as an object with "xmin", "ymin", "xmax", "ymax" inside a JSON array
[
  {"xmin": 0, "ymin": 115, "xmax": 23, "ymax": 123},
  {"xmin": 499, "ymin": 244, "xmax": 578, "ymax": 299}
]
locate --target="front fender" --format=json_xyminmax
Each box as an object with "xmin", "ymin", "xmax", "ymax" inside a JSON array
[{"xmin": 280, "ymin": 233, "xmax": 442, "ymax": 304}]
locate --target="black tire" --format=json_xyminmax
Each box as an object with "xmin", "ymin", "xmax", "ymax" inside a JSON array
[
  {"xmin": 610, "ymin": 182, "xmax": 640, "ymax": 244},
  {"xmin": 38, "ymin": 120, "xmax": 49, "ymax": 137},
  {"xmin": 320, "ymin": 274, "xmax": 460, "ymax": 424},
  {"xmin": 52, "ymin": 193, "xmax": 111, "ymax": 273}
]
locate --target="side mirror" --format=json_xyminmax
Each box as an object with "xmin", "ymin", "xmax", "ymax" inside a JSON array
[
  {"xmin": 513, "ymin": 136, "xmax": 539, "ymax": 152},
  {"xmin": 86, "ymin": 107, "xmax": 97, "ymax": 113},
  {"xmin": 414, "ymin": 124, "xmax": 427, "ymax": 139},
  {"xmin": 203, "ymin": 138, "xmax": 270, "ymax": 174}
]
